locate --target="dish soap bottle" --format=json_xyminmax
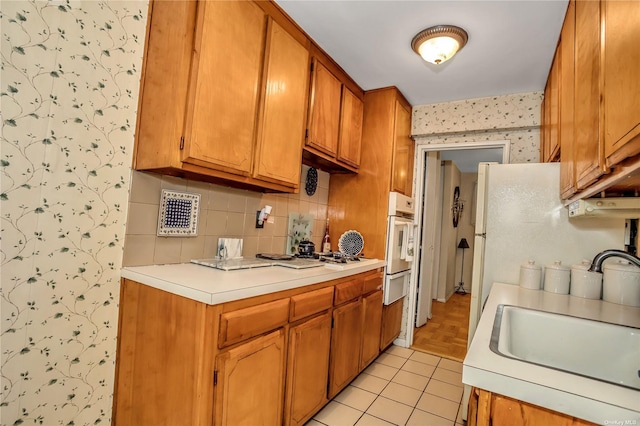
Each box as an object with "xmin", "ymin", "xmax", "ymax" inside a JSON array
[{"xmin": 322, "ymin": 219, "xmax": 332, "ymax": 254}]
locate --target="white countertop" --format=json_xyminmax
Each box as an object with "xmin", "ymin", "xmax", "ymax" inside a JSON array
[
  {"xmin": 121, "ymin": 258, "xmax": 385, "ymax": 305},
  {"xmin": 463, "ymin": 282, "xmax": 640, "ymax": 424}
]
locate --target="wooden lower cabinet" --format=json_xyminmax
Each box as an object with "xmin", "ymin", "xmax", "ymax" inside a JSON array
[
  {"xmin": 360, "ymin": 290, "xmax": 383, "ymax": 369},
  {"xmin": 214, "ymin": 329, "xmax": 286, "ymax": 426},
  {"xmin": 284, "ymin": 312, "xmax": 332, "ymax": 426},
  {"xmin": 114, "ymin": 269, "xmax": 389, "ymax": 425},
  {"xmin": 328, "ymin": 299, "xmax": 364, "ymax": 398},
  {"xmin": 380, "ymin": 298, "xmax": 403, "ymax": 350},
  {"xmin": 468, "ymin": 388, "xmax": 597, "ymax": 426}
]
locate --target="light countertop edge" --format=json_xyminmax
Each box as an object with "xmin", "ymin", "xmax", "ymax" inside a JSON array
[
  {"xmin": 120, "ymin": 259, "xmax": 386, "ymax": 305},
  {"xmin": 462, "ymin": 282, "xmax": 640, "ymax": 424}
]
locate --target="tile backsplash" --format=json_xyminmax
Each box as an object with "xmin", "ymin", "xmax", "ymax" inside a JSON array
[{"xmin": 123, "ymin": 165, "xmax": 330, "ymax": 266}]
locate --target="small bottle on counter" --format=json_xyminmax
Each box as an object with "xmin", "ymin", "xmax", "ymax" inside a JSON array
[{"xmin": 322, "ymin": 219, "xmax": 331, "ymax": 254}]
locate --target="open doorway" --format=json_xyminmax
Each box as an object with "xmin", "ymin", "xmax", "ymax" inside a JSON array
[{"xmin": 406, "ymin": 141, "xmax": 510, "ymax": 360}]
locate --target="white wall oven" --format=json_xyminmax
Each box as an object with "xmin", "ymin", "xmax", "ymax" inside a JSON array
[{"xmin": 384, "ymin": 192, "xmax": 415, "ymax": 305}]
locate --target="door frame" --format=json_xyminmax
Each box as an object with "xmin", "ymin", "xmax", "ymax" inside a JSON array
[{"xmin": 403, "ymin": 140, "xmax": 510, "ymax": 348}]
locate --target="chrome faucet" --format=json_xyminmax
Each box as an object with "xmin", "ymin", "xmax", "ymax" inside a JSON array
[{"xmin": 588, "ymin": 249, "xmax": 640, "ymax": 273}]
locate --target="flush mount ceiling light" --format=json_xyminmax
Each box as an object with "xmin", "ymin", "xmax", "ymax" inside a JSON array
[{"xmin": 411, "ymin": 25, "xmax": 468, "ymax": 65}]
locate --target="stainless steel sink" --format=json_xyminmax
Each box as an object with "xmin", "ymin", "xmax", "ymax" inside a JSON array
[{"xmin": 490, "ymin": 304, "xmax": 640, "ymax": 391}]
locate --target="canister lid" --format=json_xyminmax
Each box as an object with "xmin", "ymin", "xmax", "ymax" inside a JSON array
[
  {"xmin": 521, "ymin": 260, "xmax": 541, "ymax": 270},
  {"xmin": 546, "ymin": 260, "xmax": 569, "ymax": 271},
  {"xmin": 571, "ymin": 259, "xmax": 592, "ymax": 270},
  {"xmin": 603, "ymin": 259, "xmax": 640, "ymax": 273}
]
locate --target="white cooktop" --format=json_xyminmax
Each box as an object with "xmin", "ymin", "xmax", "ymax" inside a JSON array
[{"xmin": 191, "ymin": 257, "xmax": 325, "ymax": 271}]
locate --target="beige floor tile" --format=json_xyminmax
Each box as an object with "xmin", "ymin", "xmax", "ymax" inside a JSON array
[
  {"xmin": 334, "ymin": 386, "xmax": 377, "ymax": 412},
  {"xmin": 314, "ymin": 401, "xmax": 363, "ymax": 426},
  {"xmin": 366, "ymin": 396, "xmax": 413, "ymax": 425},
  {"xmin": 409, "ymin": 351, "xmax": 441, "ymax": 366},
  {"xmin": 456, "ymin": 403, "xmax": 464, "ymax": 425},
  {"xmin": 438, "ymin": 358, "xmax": 463, "ymax": 374},
  {"xmin": 364, "ymin": 362, "xmax": 398, "ymax": 381},
  {"xmin": 425, "ymin": 379, "xmax": 464, "ymax": 403},
  {"xmin": 305, "ymin": 420, "xmax": 326, "ymax": 426},
  {"xmin": 416, "ymin": 393, "xmax": 459, "ymax": 421},
  {"xmin": 374, "ymin": 353, "xmax": 407, "ymax": 369},
  {"xmin": 380, "ymin": 382, "xmax": 422, "ymax": 407},
  {"xmin": 432, "ymin": 368, "xmax": 463, "ymax": 387},
  {"xmin": 351, "ymin": 373, "xmax": 388, "ymax": 395},
  {"xmin": 390, "ymin": 370, "xmax": 429, "ymax": 391},
  {"xmin": 401, "ymin": 360, "xmax": 435, "ymax": 377},
  {"xmin": 406, "ymin": 409, "xmax": 456, "ymax": 426},
  {"xmin": 355, "ymin": 414, "xmax": 395, "ymax": 426},
  {"xmin": 384, "ymin": 345, "xmax": 414, "ymax": 359}
]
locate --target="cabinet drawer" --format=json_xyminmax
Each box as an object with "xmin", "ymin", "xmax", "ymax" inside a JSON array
[
  {"xmin": 219, "ymin": 298, "xmax": 290, "ymax": 348},
  {"xmin": 334, "ymin": 278, "xmax": 363, "ymax": 305},
  {"xmin": 290, "ymin": 287, "xmax": 334, "ymax": 322},
  {"xmin": 363, "ymin": 271, "xmax": 383, "ymax": 294}
]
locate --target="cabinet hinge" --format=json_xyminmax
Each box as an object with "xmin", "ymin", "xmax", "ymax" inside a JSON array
[
  {"xmin": 310, "ymin": 62, "xmax": 314, "ymax": 72},
  {"xmin": 331, "ymin": 317, "xmax": 334, "ymax": 328},
  {"xmin": 305, "ymin": 129, "xmax": 309, "ymax": 140},
  {"xmin": 213, "ymin": 370, "xmax": 218, "ymax": 387},
  {"xmin": 179, "ymin": 136, "xmax": 184, "ymax": 150}
]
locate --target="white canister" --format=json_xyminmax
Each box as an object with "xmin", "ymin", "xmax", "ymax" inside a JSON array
[
  {"xmin": 602, "ymin": 260, "xmax": 640, "ymax": 307},
  {"xmin": 544, "ymin": 260, "xmax": 570, "ymax": 294},
  {"xmin": 519, "ymin": 260, "xmax": 542, "ymax": 290},
  {"xmin": 570, "ymin": 259, "xmax": 602, "ymax": 299}
]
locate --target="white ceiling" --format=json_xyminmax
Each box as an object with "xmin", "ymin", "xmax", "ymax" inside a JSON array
[{"xmin": 275, "ymin": 0, "xmax": 568, "ymax": 106}]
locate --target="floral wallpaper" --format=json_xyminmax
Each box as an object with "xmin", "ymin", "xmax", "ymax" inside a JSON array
[
  {"xmin": 1, "ymin": 1, "xmax": 147, "ymax": 425},
  {"xmin": 412, "ymin": 91, "xmax": 543, "ymax": 164}
]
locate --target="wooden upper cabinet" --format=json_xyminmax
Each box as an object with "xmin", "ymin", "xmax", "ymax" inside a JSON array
[
  {"xmin": 134, "ymin": 0, "xmax": 309, "ymax": 193},
  {"xmin": 304, "ymin": 51, "xmax": 365, "ymax": 172},
  {"xmin": 337, "ymin": 87, "xmax": 364, "ymax": 168},
  {"xmin": 183, "ymin": 1, "xmax": 265, "ymax": 176},
  {"xmin": 307, "ymin": 58, "xmax": 342, "ymax": 157},
  {"xmin": 574, "ymin": 0, "xmax": 605, "ymax": 190},
  {"xmin": 391, "ymin": 99, "xmax": 415, "ymax": 196},
  {"xmin": 602, "ymin": 0, "xmax": 640, "ymax": 167},
  {"xmin": 542, "ymin": 51, "xmax": 560, "ymax": 163},
  {"xmin": 253, "ymin": 18, "xmax": 310, "ymax": 187},
  {"xmin": 559, "ymin": 0, "xmax": 576, "ymax": 198}
]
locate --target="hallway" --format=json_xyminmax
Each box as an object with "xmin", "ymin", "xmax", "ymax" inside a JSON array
[{"xmin": 411, "ymin": 293, "xmax": 471, "ymax": 361}]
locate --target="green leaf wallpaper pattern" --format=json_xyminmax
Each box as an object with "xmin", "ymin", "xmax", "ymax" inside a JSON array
[{"xmin": 1, "ymin": 1, "xmax": 148, "ymax": 424}]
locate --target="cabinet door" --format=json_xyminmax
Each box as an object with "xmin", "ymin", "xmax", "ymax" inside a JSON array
[
  {"xmin": 337, "ymin": 88, "xmax": 364, "ymax": 168},
  {"xmin": 307, "ymin": 58, "xmax": 342, "ymax": 157},
  {"xmin": 183, "ymin": 1, "xmax": 266, "ymax": 175},
  {"xmin": 391, "ymin": 100, "xmax": 414, "ymax": 196},
  {"xmin": 574, "ymin": 0, "xmax": 605, "ymax": 190},
  {"xmin": 559, "ymin": 0, "xmax": 576, "ymax": 199},
  {"xmin": 328, "ymin": 299, "xmax": 363, "ymax": 398},
  {"xmin": 380, "ymin": 298, "xmax": 403, "ymax": 350},
  {"xmin": 253, "ymin": 18, "xmax": 309, "ymax": 187},
  {"xmin": 284, "ymin": 312, "xmax": 332, "ymax": 426},
  {"xmin": 360, "ymin": 290, "xmax": 383, "ymax": 369},
  {"xmin": 214, "ymin": 329, "xmax": 286, "ymax": 426},
  {"xmin": 602, "ymin": 1, "xmax": 640, "ymax": 166},
  {"xmin": 544, "ymin": 52, "xmax": 560, "ymax": 163}
]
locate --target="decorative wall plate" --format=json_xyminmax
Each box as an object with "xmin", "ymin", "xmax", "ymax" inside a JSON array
[
  {"xmin": 338, "ymin": 230, "xmax": 364, "ymax": 256},
  {"xmin": 305, "ymin": 167, "xmax": 318, "ymax": 196},
  {"xmin": 157, "ymin": 190, "xmax": 200, "ymax": 236}
]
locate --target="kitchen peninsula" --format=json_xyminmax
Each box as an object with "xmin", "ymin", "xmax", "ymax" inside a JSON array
[{"xmin": 114, "ymin": 260, "xmax": 386, "ymax": 425}]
